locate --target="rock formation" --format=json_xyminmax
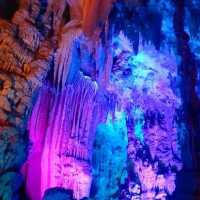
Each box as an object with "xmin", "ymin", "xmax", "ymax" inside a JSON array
[{"xmin": 0, "ymin": 0, "xmax": 200, "ymax": 200}]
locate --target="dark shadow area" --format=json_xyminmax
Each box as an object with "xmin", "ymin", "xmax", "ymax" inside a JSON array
[{"xmin": 0, "ymin": 0, "xmax": 19, "ymax": 20}]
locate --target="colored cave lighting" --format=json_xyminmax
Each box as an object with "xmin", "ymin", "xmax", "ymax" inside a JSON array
[
  {"xmin": 131, "ymin": 107, "xmax": 145, "ymax": 143},
  {"xmin": 23, "ymin": 35, "xmax": 183, "ymax": 199},
  {"xmin": 1, "ymin": 1, "xmax": 200, "ymax": 200}
]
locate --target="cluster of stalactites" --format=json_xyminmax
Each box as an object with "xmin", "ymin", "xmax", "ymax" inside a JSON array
[{"xmin": 51, "ymin": 0, "xmax": 116, "ymax": 90}]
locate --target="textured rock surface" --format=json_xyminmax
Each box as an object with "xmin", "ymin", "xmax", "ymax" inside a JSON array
[
  {"xmin": 0, "ymin": 0, "xmax": 54, "ymax": 199},
  {"xmin": 91, "ymin": 112, "xmax": 128, "ymax": 200}
]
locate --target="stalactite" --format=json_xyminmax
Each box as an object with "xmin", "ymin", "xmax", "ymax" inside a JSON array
[
  {"xmin": 36, "ymin": 73, "xmax": 110, "ymax": 199},
  {"xmin": 53, "ymin": 28, "xmax": 82, "ymax": 89},
  {"xmin": 82, "ymin": 0, "xmax": 115, "ymax": 39}
]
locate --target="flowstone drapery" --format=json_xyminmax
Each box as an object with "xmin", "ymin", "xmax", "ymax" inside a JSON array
[{"xmin": 21, "ymin": 0, "xmax": 115, "ymax": 199}]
